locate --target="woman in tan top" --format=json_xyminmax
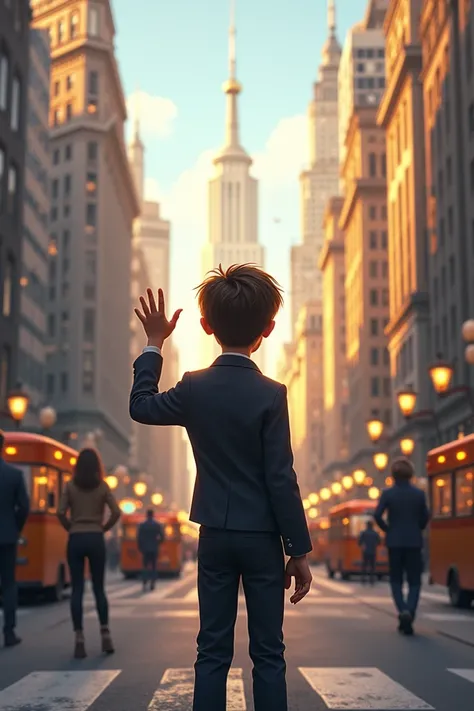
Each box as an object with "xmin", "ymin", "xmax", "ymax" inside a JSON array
[{"xmin": 58, "ymin": 447, "xmax": 121, "ymax": 659}]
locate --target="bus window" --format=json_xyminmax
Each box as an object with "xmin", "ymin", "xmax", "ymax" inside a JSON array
[
  {"xmin": 432, "ymin": 474, "xmax": 452, "ymax": 517},
  {"xmin": 31, "ymin": 467, "xmax": 59, "ymax": 512},
  {"xmin": 123, "ymin": 524, "xmax": 138, "ymax": 541},
  {"xmin": 15, "ymin": 464, "xmax": 32, "ymax": 495},
  {"xmin": 164, "ymin": 523, "xmax": 180, "ymax": 541},
  {"xmin": 455, "ymin": 467, "xmax": 474, "ymax": 517},
  {"xmin": 349, "ymin": 514, "xmax": 373, "ymax": 538}
]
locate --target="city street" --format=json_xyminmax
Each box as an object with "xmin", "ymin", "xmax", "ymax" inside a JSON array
[{"xmin": 1, "ymin": 564, "xmax": 473, "ymax": 710}]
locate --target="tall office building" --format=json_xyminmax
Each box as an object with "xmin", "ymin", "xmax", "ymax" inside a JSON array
[
  {"xmin": 19, "ymin": 28, "xmax": 51, "ymax": 428},
  {"xmin": 377, "ymin": 0, "xmax": 431, "ymax": 472},
  {"xmin": 201, "ymin": 9, "xmax": 264, "ymax": 369},
  {"xmin": 338, "ymin": 0, "xmax": 389, "ymax": 174},
  {"xmin": 31, "ymin": 0, "xmax": 139, "ymax": 467},
  {"xmin": 0, "ymin": 1, "xmax": 30, "ymax": 418},
  {"xmin": 290, "ymin": 0, "xmax": 341, "ymax": 334}
]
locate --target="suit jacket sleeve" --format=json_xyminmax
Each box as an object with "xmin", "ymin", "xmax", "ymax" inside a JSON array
[
  {"xmin": 129, "ymin": 351, "xmax": 189, "ymax": 427},
  {"xmin": 263, "ymin": 385, "xmax": 312, "ymax": 557},
  {"xmin": 419, "ymin": 491, "xmax": 430, "ymax": 530},
  {"xmin": 14, "ymin": 470, "xmax": 30, "ymax": 534},
  {"xmin": 374, "ymin": 490, "xmax": 389, "ymax": 533}
]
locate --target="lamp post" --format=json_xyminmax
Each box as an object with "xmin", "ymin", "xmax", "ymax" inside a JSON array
[
  {"xmin": 353, "ymin": 469, "xmax": 367, "ymax": 486},
  {"xmin": 396, "ymin": 387, "xmax": 441, "ymax": 442},
  {"xmin": 6, "ymin": 385, "xmax": 30, "ymax": 429},
  {"xmin": 428, "ymin": 355, "xmax": 474, "ymax": 421},
  {"xmin": 400, "ymin": 437, "xmax": 415, "ymax": 456}
]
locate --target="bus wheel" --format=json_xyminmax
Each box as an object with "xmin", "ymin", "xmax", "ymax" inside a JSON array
[
  {"xmin": 448, "ymin": 571, "xmax": 472, "ymax": 609},
  {"xmin": 47, "ymin": 566, "xmax": 65, "ymax": 602}
]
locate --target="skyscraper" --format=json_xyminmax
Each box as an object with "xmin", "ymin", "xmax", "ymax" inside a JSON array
[
  {"xmin": 201, "ymin": 5, "xmax": 264, "ymax": 369},
  {"xmin": 290, "ymin": 0, "xmax": 341, "ymax": 334},
  {"xmin": 31, "ymin": 0, "xmax": 139, "ymax": 467}
]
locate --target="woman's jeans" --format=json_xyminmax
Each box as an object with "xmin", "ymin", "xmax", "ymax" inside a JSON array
[{"xmin": 67, "ymin": 532, "xmax": 108, "ymax": 631}]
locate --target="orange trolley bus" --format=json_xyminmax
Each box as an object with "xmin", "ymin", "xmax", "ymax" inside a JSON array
[
  {"xmin": 326, "ymin": 499, "xmax": 389, "ymax": 580},
  {"xmin": 3, "ymin": 431, "xmax": 78, "ymax": 600},
  {"xmin": 120, "ymin": 511, "xmax": 183, "ymax": 578},
  {"xmin": 427, "ymin": 434, "xmax": 474, "ymax": 608},
  {"xmin": 308, "ymin": 517, "xmax": 329, "ymax": 566}
]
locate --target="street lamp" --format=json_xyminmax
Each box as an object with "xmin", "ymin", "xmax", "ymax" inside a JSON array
[
  {"xmin": 400, "ymin": 437, "xmax": 415, "ymax": 456},
  {"xmin": 303, "ymin": 498, "xmax": 311, "ymax": 510},
  {"xmin": 429, "ymin": 358, "xmax": 454, "ymax": 395},
  {"xmin": 462, "ymin": 319, "xmax": 474, "ymax": 343},
  {"xmin": 373, "ymin": 452, "xmax": 389, "ymax": 471},
  {"xmin": 105, "ymin": 475, "xmax": 119, "ymax": 490},
  {"xmin": 342, "ymin": 475, "xmax": 354, "ymax": 490},
  {"xmin": 320, "ymin": 487, "xmax": 331, "ymax": 501},
  {"xmin": 119, "ymin": 498, "xmax": 136, "ymax": 515},
  {"xmin": 353, "ymin": 469, "xmax": 366, "ymax": 486},
  {"xmin": 133, "ymin": 481, "xmax": 147, "ymax": 497},
  {"xmin": 397, "ymin": 389, "xmax": 418, "ymax": 417},
  {"xmin": 39, "ymin": 406, "xmax": 57, "ymax": 430},
  {"xmin": 368, "ymin": 486, "xmax": 380, "ymax": 500},
  {"xmin": 7, "ymin": 386, "xmax": 30, "ymax": 429},
  {"xmin": 151, "ymin": 492, "xmax": 164, "ymax": 506},
  {"xmin": 366, "ymin": 418, "xmax": 384, "ymax": 442},
  {"xmin": 308, "ymin": 507, "xmax": 318, "ymax": 519},
  {"xmin": 331, "ymin": 481, "xmax": 342, "ymax": 495},
  {"xmin": 308, "ymin": 492, "xmax": 319, "ymax": 505}
]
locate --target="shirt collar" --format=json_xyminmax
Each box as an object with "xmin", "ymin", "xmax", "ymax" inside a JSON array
[{"xmin": 221, "ymin": 352, "xmax": 252, "ymax": 360}]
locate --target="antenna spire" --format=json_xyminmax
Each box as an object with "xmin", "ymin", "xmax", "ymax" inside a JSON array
[
  {"xmin": 328, "ymin": 0, "xmax": 336, "ymax": 37},
  {"xmin": 229, "ymin": 0, "xmax": 236, "ymax": 80}
]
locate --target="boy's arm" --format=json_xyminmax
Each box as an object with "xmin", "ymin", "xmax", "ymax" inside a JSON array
[
  {"xmin": 263, "ymin": 385, "xmax": 312, "ymax": 558},
  {"xmin": 129, "ymin": 350, "xmax": 189, "ymax": 426}
]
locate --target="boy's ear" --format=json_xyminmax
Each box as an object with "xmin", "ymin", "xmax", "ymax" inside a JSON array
[
  {"xmin": 200, "ymin": 317, "xmax": 214, "ymax": 335},
  {"xmin": 262, "ymin": 320, "xmax": 276, "ymax": 339}
]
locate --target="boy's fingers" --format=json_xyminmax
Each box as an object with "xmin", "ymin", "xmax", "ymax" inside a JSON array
[
  {"xmin": 170, "ymin": 309, "xmax": 183, "ymax": 328},
  {"xmin": 139, "ymin": 296, "xmax": 150, "ymax": 317},
  {"xmin": 158, "ymin": 288, "xmax": 165, "ymax": 313},
  {"xmin": 147, "ymin": 288, "xmax": 157, "ymax": 313},
  {"xmin": 134, "ymin": 309, "xmax": 146, "ymax": 324}
]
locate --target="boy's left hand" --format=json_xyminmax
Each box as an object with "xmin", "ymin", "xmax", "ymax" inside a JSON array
[{"xmin": 134, "ymin": 288, "xmax": 182, "ymax": 349}]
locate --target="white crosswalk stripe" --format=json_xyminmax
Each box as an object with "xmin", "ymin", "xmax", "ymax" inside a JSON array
[
  {"xmin": 448, "ymin": 669, "xmax": 474, "ymax": 683},
  {"xmin": 422, "ymin": 613, "xmax": 474, "ymax": 622},
  {"xmin": 92, "ymin": 605, "xmax": 369, "ymax": 620},
  {"xmin": 0, "ymin": 671, "xmax": 121, "ymax": 711},
  {"xmin": 299, "ymin": 667, "xmax": 434, "ymax": 709},
  {"xmin": 148, "ymin": 668, "xmax": 246, "ymax": 710}
]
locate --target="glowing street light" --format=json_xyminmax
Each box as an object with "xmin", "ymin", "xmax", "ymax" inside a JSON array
[
  {"xmin": 429, "ymin": 358, "xmax": 454, "ymax": 394},
  {"xmin": 353, "ymin": 469, "xmax": 366, "ymax": 486},
  {"xmin": 303, "ymin": 498, "xmax": 311, "ymax": 510},
  {"xmin": 308, "ymin": 507, "xmax": 318, "ymax": 519},
  {"xmin": 119, "ymin": 499, "xmax": 136, "ymax": 514},
  {"xmin": 133, "ymin": 481, "xmax": 147, "ymax": 497},
  {"xmin": 7, "ymin": 386, "xmax": 30, "ymax": 428},
  {"xmin": 400, "ymin": 437, "xmax": 415, "ymax": 456},
  {"xmin": 151, "ymin": 492, "xmax": 164, "ymax": 506},
  {"xmin": 320, "ymin": 487, "xmax": 331, "ymax": 501},
  {"xmin": 366, "ymin": 418, "xmax": 384, "ymax": 442},
  {"xmin": 105, "ymin": 475, "xmax": 119, "ymax": 490},
  {"xmin": 397, "ymin": 389, "xmax": 418, "ymax": 417},
  {"xmin": 331, "ymin": 481, "xmax": 342, "ymax": 495},
  {"xmin": 308, "ymin": 492, "xmax": 319, "ymax": 505},
  {"xmin": 368, "ymin": 486, "xmax": 380, "ymax": 500},
  {"xmin": 373, "ymin": 452, "xmax": 389, "ymax": 471},
  {"xmin": 342, "ymin": 475, "xmax": 354, "ymax": 490}
]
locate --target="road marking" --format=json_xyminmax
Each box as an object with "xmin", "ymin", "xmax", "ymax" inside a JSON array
[
  {"xmin": 448, "ymin": 669, "xmax": 474, "ymax": 683},
  {"xmin": 85, "ymin": 606, "xmax": 136, "ymax": 619},
  {"xmin": 423, "ymin": 613, "xmax": 474, "ymax": 622},
  {"xmin": 0, "ymin": 671, "xmax": 121, "ymax": 711},
  {"xmin": 183, "ymin": 588, "xmax": 199, "ymax": 601},
  {"xmin": 107, "ymin": 583, "xmax": 143, "ymax": 599},
  {"xmin": 299, "ymin": 668, "xmax": 434, "ymax": 709},
  {"xmin": 420, "ymin": 591, "xmax": 449, "ymax": 603},
  {"xmin": 148, "ymin": 668, "xmax": 246, "ymax": 710},
  {"xmin": 311, "ymin": 575, "xmax": 355, "ymax": 595}
]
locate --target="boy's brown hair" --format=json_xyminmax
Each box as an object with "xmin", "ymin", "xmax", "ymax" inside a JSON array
[
  {"xmin": 196, "ymin": 263, "xmax": 283, "ymax": 348},
  {"xmin": 391, "ymin": 457, "xmax": 415, "ymax": 481}
]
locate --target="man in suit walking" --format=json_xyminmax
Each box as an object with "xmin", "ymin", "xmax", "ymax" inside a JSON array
[
  {"xmin": 374, "ymin": 457, "xmax": 430, "ymax": 635},
  {"xmin": 0, "ymin": 429, "xmax": 30, "ymax": 647},
  {"xmin": 138, "ymin": 509, "xmax": 164, "ymax": 591},
  {"xmin": 130, "ymin": 265, "xmax": 312, "ymax": 711},
  {"xmin": 358, "ymin": 520, "xmax": 380, "ymax": 585}
]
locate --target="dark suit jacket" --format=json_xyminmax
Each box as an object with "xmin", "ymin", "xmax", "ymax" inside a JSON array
[
  {"xmin": 0, "ymin": 458, "xmax": 30, "ymax": 546},
  {"xmin": 374, "ymin": 481, "xmax": 430, "ymax": 549},
  {"xmin": 358, "ymin": 529, "xmax": 381, "ymax": 555},
  {"xmin": 138, "ymin": 519, "xmax": 164, "ymax": 554},
  {"xmin": 130, "ymin": 352, "xmax": 312, "ymax": 557}
]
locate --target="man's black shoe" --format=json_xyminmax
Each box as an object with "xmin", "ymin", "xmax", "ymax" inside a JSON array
[
  {"xmin": 4, "ymin": 632, "xmax": 22, "ymax": 648},
  {"xmin": 398, "ymin": 610, "xmax": 413, "ymax": 635}
]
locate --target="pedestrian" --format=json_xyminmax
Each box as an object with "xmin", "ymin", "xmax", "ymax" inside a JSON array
[
  {"xmin": 130, "ymin": 265, "xmax": 313, "ymax": 711},
  {"xmin": 374, "ymin": 457, "xmax": 430, "ymax": 635},
  {"xmin": 138, "ymin": 508, "xmax": 164, "ymax": 591},
  {"xmin": 57, "ymin": 448, "xmax": 121, "ymax": 658},
  {"xmin": 358, "ymin": 520, "xmax": 380, "ymax": 585},
  {"xmin": 0, "ymin": 429, "xmax": 30, "ymax": 648}
]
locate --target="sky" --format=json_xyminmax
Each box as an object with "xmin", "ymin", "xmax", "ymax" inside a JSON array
[{"xmin": 113, "ymin": 0, "xmax": 368, "ymax": 377}]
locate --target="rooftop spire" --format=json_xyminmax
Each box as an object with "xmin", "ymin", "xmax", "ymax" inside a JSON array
[
  {"xmin": 328, "ymin": 0, "xmax": 336, "ymax": 37},
  {"xmin": 221, "ymin": 0, "xmax": 243, "ymax": 151}
]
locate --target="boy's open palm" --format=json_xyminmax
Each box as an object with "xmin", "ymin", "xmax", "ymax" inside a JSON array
[{"xmin": 134, "ymin": 288, "xmax": 182, "ymax": 348}]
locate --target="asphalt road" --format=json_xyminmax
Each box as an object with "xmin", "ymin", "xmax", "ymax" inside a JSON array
[{"xmin": 1, "ymin": 563, "xmax": 474, "ymax": 710}]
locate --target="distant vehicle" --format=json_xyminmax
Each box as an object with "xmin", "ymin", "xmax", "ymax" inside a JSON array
[
  {"xmin": 120, "ymin": 511, "xmax": 183, "ymax": 578},
  {"xmin": 3, "ymin": 431, "xmax": 78, "ymax": 601},
  {"xmin": 427, "ymin": 434, "xmax": 474, "ymax": 608},
  {"xmin": 326, "ymin": 499, "xmax": 389, "ymax": 581},
  {"xmin": 307, "ymin": 516, "xmax": 329, "ymax": 566}
]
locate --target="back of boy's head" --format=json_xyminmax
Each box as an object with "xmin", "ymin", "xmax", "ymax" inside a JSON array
[{"xmin": 196, "ymin": 263, "xmax": 283, "ymax": 347}]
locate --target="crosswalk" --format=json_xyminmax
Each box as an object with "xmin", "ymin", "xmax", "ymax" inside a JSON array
[{"xmin": 0, "ymin": 667, "xmax": 472, "ymax": 709}]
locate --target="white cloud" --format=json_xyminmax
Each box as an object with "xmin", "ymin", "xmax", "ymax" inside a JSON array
[
  {"xmin": 126, "ymin": 90, "xmax": 178, "ymax": 139},
  {"xmin": 253, "ymin": 115, "xmax": 308, "ymax": 184}
]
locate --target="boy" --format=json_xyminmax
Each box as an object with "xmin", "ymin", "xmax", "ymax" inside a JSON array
[{"xmin": 130, "ymin": 264, "xmax": 312, "ymax": 711}]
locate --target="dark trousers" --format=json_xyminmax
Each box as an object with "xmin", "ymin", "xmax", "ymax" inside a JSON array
[
  {"xmin": 362, "ymin": 552, "xmax": 376, "ymax": 584},
  {"xmin": 193, "ymin": 528, "xmax": 287, "ymax": 711},
  {"xmin": 142, "ymin": 550, "xmax": 158, "ymax": 584},
  {"xmin": 0, "ymin": 544, "xmax": 17, "ymax": 635},
  {"xmin": 388, "ymin": 547, "xmax": 423, "ymax": 618},
  {"xmin": 67, "ymin": 532, "xmax": 108, "ymax": 631}
]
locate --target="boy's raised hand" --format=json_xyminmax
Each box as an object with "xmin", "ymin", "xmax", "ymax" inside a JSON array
[{"xmin": 134, "ymin": 288, "xmax": 182, "ymax": 349}]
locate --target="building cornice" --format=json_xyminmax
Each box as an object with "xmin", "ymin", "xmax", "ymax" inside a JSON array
[
  {"xmin": 339, "ymin": 180, "xmax": 386, "ymax": 230},
  {"xmin": 377, "ymin": 44, "xmax": 423, "ymax": 127},
  {"xmin": 319, "ymin": 238, "xmax": 344, "ymax": 271},
  {"xmin": 385, "ymin": 291, "xmax": 430, "ymax": 339}
]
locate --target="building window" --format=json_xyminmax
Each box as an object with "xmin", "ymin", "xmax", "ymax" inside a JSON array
[
  {"xmin": 469, "ymin": 102, "xmax": 474, "ymax": 136},
  {"xmin": 87, "ymin": 141, "xmax": 98, "ymax": 161},
  {"xmin": 0, "ymin": 53, "xmax": 9, "ymax": 111},
  {"xmin": 53, "ymin": 108, "xmax": 60, "ymax": 126},
  {"xmin": 47, "ymin": 313, "xmax": 55, "ymax": 338},
  {"xmin": 371, "ymin": 377, "xmax": 380, "ymax": 397},
  {"xmin": 382, "ymin": 288, "xmax": 389, "ymax": 306},
  {"xmin": 381, "ymin": 205, "xmax": 387, "ymax": 220},
  {"xmin": 88, "ymin": 70, "xmax": 98, "ymax": 95},
  {"xmin": 370, "ymin": 319, "xmax": 378, "ymax": 336},
  {"xmin": 54, "ymin": 80, "xmax": 60, "ymax": 97},
  {"xmin": 88, "ymin": 7, "xmax": 99, "ymax": 36},
  {"xmin": 383, "ymin": 348, "xmax": 390, "ymax": 366},
  {"xmin": 0, "ymin": 346, "xmax": 11, "ymax": 404},
  {"xmin": 58, "ymin": 20, "xmax": 65, "ymax": 44},
  {"xmin": 83, "ymin": 308, "xmax": 95, "ymax": 342},
  {"xmin": 64, "ymin": 174, "xmax": 71, "ymax": 197},
  {"xmin": 60, "ymin": 372, "xmax": 68, "ymax": 394},
  {"xmin": 50, "ymin": 206, "xmax": 57, "ymax": 222},
  {"xmin": 369, "ymin": 231, "xmax": 377, "ymax": 249},
  {"xmin": 371, "ymin": 348, "xmax": 379, "ymax": 366},
  {"xmin": 66, "ymin": 74, "xmax": 75, "ymax": 91},
  {"xmin": 86, "ymin": 203, "xmax": 96, "ymax": 227},
  {"xmin": 51, "ymin": 178, "xmax": 58, "ymax": 199},
  {"xmin": 70, "ymin": 12, "xmax": 79, "ymax": 39},
  {"xmin": 370, "ymin": 289, "xmax": 378, "ymax": 306},
  {"xmin": 87, "ymin": 98, "xmax": 98, "ymax": 115},
  {"xmin": 381, "ymin": 153, "xmax": 386, "ymax": 177},
  {"xmin": 53, "ymin": 148, "xmax": 60, "ymax": 165},
  {"xmin": 65, "ymin": 144, "xmax": 72, "ymax": 160},
  {"xmin": 66, "ymin": 102, "xmax": 73, "ymax": 121},
  {"xmin": 86, "ymin": 172, "xmax": 97, "ymax": 194},
  {"xmin": 381, "ymin": 231, "xmax": 388, "ymax": 248},
  {"xmin": 82, "ymin": 352, "xmax": 94, "ymax": 393},
  {"xmin": 383, "ymin": 378, "xmax": 391, "ymax": 397},
  {"xmin": 2, "ymin": 257, "xmax": 13, "ymax": 317},
  {"xmin": 382, "ymin": 261, "xmax": 388, "ymax": 278},
  {"xmin": 7, "ymin": 164, "xmax": 17, "ymax": 215},
  {"xmin": 10, "ymin": 76, "xmax": 20, "ymax": 131},
  {"xmin": 369, "ymin": 205, "xmax": 377, "ymax": 220},
  {"xmin": 0, "ymin": 146, "xmax": 4, "ymax": 211},
  {"xmin": 46, "ymin": 373, "xmax": 54, "ymax": 397},
  {"xmin": 369, "ymin": 153, "xmax": 376, "ymax": 177},
  {"xmin": 369, "ymin": 261, "xmax": 378, "ymax": 278}
]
